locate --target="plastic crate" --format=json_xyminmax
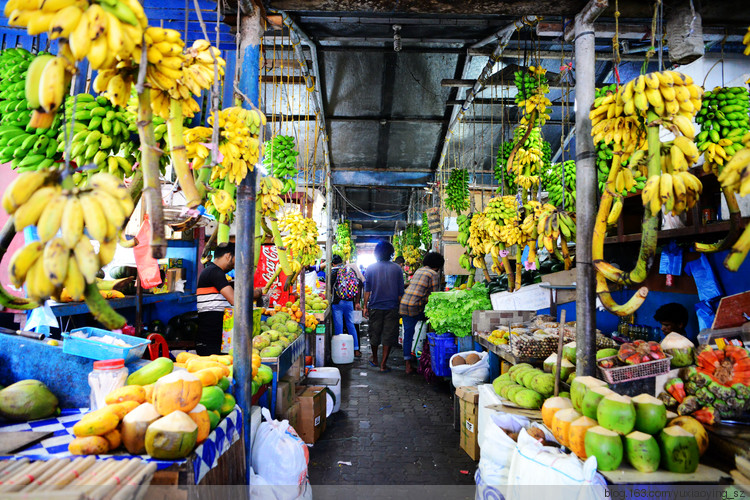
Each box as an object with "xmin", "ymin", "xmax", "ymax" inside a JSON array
[
  {"xmin": 62, "ymin": 327, "xmax": 150, "ymax": 364},
  {"xmin": 428, "ymin": 332, "xmax": 457, "ymax": 377},
  {"xmin": 597, "ymin": 355, "xmax": 672, "ymax": 384}
]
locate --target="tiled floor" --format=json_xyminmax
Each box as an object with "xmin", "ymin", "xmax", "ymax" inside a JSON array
[{"xmin": 307, "ymin": 330, "xmax": 477, "ymax": 486}]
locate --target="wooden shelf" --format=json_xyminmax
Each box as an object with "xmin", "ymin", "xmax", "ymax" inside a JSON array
[{"xmin": 603, "ymin": 219, "xmax": 747, "ymax": 245}]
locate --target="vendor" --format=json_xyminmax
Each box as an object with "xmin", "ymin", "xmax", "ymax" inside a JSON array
[
  {"xmin": 196, "ymin": 242, "xmax": 262, "ymax": 355},
  {"xmin": 654, "ymin": 302, "xmax": 689, "ymax": 338}
]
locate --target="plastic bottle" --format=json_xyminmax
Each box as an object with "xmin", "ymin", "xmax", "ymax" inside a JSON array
[{"xmin": 88, "ymin": 359, "xmax": 128, "ymax": 410}]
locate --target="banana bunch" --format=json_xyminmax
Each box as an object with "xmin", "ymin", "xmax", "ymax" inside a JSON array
[
  {"xmin": 542, "ymin": 160, "xmax": 576, "ymax": 208},
  {"xmin": 185, "ymin": 107, "xmax": 261, "ymax": 185},
  {"xmin": 507, "ymin": 125, "xmax": 544, "ymax": 176},
  {"xmin": 617, "ymin": 71, "xmax": 703, "ymax": 119},
  {"xmin": 209, "ymin": 188, "xmax": 235, "ymax": 216},
  {"xmin": 420, "ymin": 211, "xmax": 431, "ymax": 250},
  {"xmin": 334, "ymin": 222, "xmax": 353, "ymax": 262},
  {"xmin": 258, "ymin": 176, "xmax": 285, "ymax": 217},
  {"xmin": 2, "ymin": 171, "xmax": 133, "ymax": 302},
  {"xmin": 456, "ymin": 213, "xmax": 472, "ymax": 248},
  {"xmin": 718, "ymin": 132, "xmax": 750, "ymax": 196},
  {"xmin": 695, "ymin": 86, "xmax": 749, "ymax": 173},
  {"xmin": 59, "ymin": 94, "xmax": 135, "ymax": 176},
  {"xmin": 263, "ymin": 135, "xmax": 299, "ymax": 194},
  {"xmin": 467, "ymin": 212, "xmax": 490, "ymax": 268},
  {"xmin": 485, "ymin": 195, "xmax": 518, "ymax": 223},
  {"xmin": 536, "ymin": 208, "xmax": 576, "ymax": 253},
  {"xmin": 445, "ymin": 168, "xmax": 470, "ymax": 213},
  {"xmin": 279, "ymin": 211, "xmax": 320, "ymax": 267},
  {"xmin": 485, "ymin": 196, "xmax": 522, "ymax": 246},
  {"xmin": 0, "ymin": 49, "xmax": 64, "ymax": 170},
  {"xmin": 458, "ymin": 252, "xmax": 472, "ymax": 271},
  {"xmin": 596, "ymin": 141, "xmax": 647, "ymax": 196},
  {"xmin": 520, "ymin": 201, "xmax": 546, "ymax": 237},
  {"xmin": 494, "ymin": 142, "xmax": 517, "ymax": 192},
  {"xmin": 402, "ymin": 245, "xmax": 423, "ymax": 269},
  {"xmin": 641, "ymin": 170, "xmax": 703, "ymax": 216},
  {"xmin": 744, "ymin": 26, "xmax": 750, "ymax": 56},
  {"xmin": 513, "ymin": 66, "xmax": 549, "ymax": 104}
]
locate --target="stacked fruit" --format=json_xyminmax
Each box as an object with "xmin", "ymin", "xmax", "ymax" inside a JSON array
[
  {"xmin": 695, "ymin": 86, "xmax": 749, "ymax": 173},
  {"xmin": 0, "ymin": 49, "xmax": 63, "ymax": 170},
  {"xmin": 184, "ymin": 107, "xmax": 263, "ymax": 185},
  {"xmin": 420, "ymin": 211, "xmax": 431, "ymax": 249},
  {"xmin": 542, "ymin": 378, "xmax": 705, "ymax": 473},
  {"xmin": 543, "ymin": 160, "xmax": 576, "ymax": 208},
  {"xmin": 60, "ymin": 94, "xmax": 134, "ymax": 175},
  {"xmin": 445, "ymin": 168, "xmax": 470, "ymax": 214},
  {"xmin": 494, "ymin": 142, "xmax": 517, "ymax": 192},
  {"xmin": 3, "ymin": 171, "xmax": 133, "ymax": 303},
  {"xmin": 467, "ymin": 212, "xmax": 491, "ymax": 269},
  {"xmin": 492, "ymin": 364, "xmax": 553, "ymax": 409},
  {"xmin": 263, "ymin": 135, "xmax": 299, "ymax": 194},
  {"xmin": 68, "ymin": 354, "xmax": 235, "ymax": 457}
]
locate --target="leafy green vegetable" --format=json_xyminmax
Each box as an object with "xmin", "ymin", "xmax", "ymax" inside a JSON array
[{"xmin": 424, "ymin": 283, "xmax": 492, "ymax": 337}]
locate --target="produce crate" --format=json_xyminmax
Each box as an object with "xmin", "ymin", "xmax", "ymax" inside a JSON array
[
  {"xmin": 597, "ymin": 355, "xmax": 672, "ymax": 384},
  {"xmin": 62, "ymin": 327, "xmax": 150, "ymax": 363}
]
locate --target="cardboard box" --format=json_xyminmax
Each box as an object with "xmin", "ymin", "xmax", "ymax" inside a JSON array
[
  {"xmin": 456, "ymin": 386, "xmax": 480, "ymax": 460},
  {"xmin": 275, "ymin": 380, "xmax": 295, "ymax": 415},
  {"xmin": 295, "ymin": 385, "xmax": 326, "ymax": 444},
  {"xmin": 282, "ymin": 401, "xmax": 300, "ymax": 429}
]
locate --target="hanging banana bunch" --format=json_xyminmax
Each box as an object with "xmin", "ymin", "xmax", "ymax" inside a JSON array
[
  {"xmin": 334, "ymin": 222, "xmax": 354, "ymax": 262},
  {"xmin": 278, "ymin": 210, "xmax": 321, "ymax": 286},
  {"xmin": 514, "ymin": 66, "xmax": 551, "ymax": 127},
  {"xmin": 590, "ymin": 70, "xmax": 703, "ymax": 316},
  {"xmin": 444, "ymin": 168, "xmax": 470, "ymax": 214},
  {"xmin": 263, "ymin": 135, "xmax": 299, "ymax": 195}
]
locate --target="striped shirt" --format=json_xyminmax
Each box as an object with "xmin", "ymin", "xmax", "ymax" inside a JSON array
[
  {"xmin": 197, "ymin": 263, "xmax": 232, "ymax": 313},
  {"xmin": 399, "ymin": 267, "xmax": 439, "ymax": 317}
]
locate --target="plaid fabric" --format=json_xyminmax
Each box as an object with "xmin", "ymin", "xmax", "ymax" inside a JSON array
[{"xmin": 399, "ymin": 267, "xmax": 439, "ymax": 317}]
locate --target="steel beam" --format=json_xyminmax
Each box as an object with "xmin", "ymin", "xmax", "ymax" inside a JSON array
[
  {"xmin": 571, "ymin": 0, "xmax": 607, "ymax": 376},
  {"xmin": 333, "ymin": 170, "xmax": 434, "ymax": 187}
]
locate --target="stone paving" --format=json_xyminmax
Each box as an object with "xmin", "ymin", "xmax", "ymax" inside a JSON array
[{"xmin": 307, "ymin": 330, "xmax": 477, "ymax": 486}]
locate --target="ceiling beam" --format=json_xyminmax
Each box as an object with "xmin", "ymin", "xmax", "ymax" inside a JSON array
[
  {"xmin": 447, "ymin": 98, "xmax": 575, "ymax": 107},
  {"xmin": 468, "ymin": 46, "xmax": 652, "ymax": 62},
  {"xmin": 536, "ymin": 21, "xmax": 746, "ymax": 42},
  {"xmin": 441, "ymin": 78, "xmax": 568, "ymax": 89},
  {"xmin": 268, "ymin": 114, "xmax": 571, "ymax": 125},
  {"xmin": 332, "ymin": 170, "xmax": 434, "ymax": 187}
]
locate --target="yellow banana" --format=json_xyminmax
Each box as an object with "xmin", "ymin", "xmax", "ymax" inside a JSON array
[
  {"xmin": 42, "ymin": 238, "xmax": 69, "ymax": 287},
  {"xmin": 74, "ymin": 237, "xmax": 99, "ymax": 284},
  {"xmin": 38, "ymin": 57, "xmax": 66, "ymax": 113},
  {"xmin": 8, "ymin": 242, "xmax": 43, "ymax": 288},
  {"xmin": 49, "ymin": 5, "xmax": 82, "ymax": 39},
  {"xmin": 68, "ymin": 13, "xmax": 91, "ymax": 61},
  {"xmin": 61, "ymin": 196, "xmax": 84, "ymax": 249},
  {"xmin": 64, "ymin": 257, "xmax": 85, "ymax": 301},
  {"xmin": 2, "ymin": 170, "xmax": 48, "ymax": 214},
  {"xmin": 14, "ymin": 186, "xmax": 60, "ymax": 231},
  {"xmin": 672, "ymin": 115, "xmax": 695, "ymax": 139},
  {"xmin": 36, "ymin": 193, "xmax": 68, "ymax": 243},
  {"xmin": 644, "ymin": 73, "xmax": 661, "ymax": 89},
  {"xmin": 79, "ymin": 193, "xmax": 108, "ymax": 242},
  {"xmin": 659, "ymin": 173, "xmax": 673, "ymax": 212}
]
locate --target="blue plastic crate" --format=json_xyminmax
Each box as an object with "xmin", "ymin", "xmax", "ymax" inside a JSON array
[{"xmin": 62, "ymin": 327, "xmax": 150, "ymax": 364}]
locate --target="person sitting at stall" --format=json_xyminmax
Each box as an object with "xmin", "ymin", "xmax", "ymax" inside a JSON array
[
  {"xmin": 399, "ymin": 251, "xmax": 444, "ymax": 374},
  {"xmin": 654, "ymin": 302, "xmax": 690, "ymax": 338},
  {"xmin": 196, "ymin": 243, "xmax": 261, "ymax": 355}
]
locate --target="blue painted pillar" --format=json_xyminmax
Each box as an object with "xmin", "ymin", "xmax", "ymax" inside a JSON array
[{"xmin": 233, "ymin": 6, "xmax": 261, "ymax": 486}]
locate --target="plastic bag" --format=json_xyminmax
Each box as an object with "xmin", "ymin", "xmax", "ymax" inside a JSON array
[
  {"xmin": 450, "ymin": 351, "xmax": 490, "ymax": 387},
  {"xmin": 250, "ymin": 467, "xmax": 313, "ymax": 500},
  {"xmin": 475, "ymin": 412, "xmax": 529, "ymax": 496},
  {"xmin": 133, "ymin": 215, "xmax": 162, "ymax": 289},
  {"xmin": 659, "ymin": 241, "xmax": 683, "ymax": 276},
  {"xmin": 695, "ymin": 297, "xmax": 721, "ymax": 332},
  {"xmin": 25, "ymin": 301, "xmax": 59, "ymax": 333},
  {"xmin": 251, "ymin": 408, "xmax": 310, "ymax": 493},
  {"xmin": 685, "ymin": 254, "xmax": 722, "ymax": 302}
]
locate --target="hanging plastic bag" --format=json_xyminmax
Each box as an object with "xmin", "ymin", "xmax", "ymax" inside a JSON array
[
  {"xmin": 659, "ymin": 241, "xmax": 683, "ymax": 276},
  {"xmin": 695, "ymin": 298, "xmax": 721, "ymax": 332},
  {"xmin": 133, "ymin": 215, "xmax": 162, "ymax": 289},
  {"xmin": 685, "ymin": 254, "xmax": 722, "ymax": 302},
  {"xmin": 251, "ymin": 408, "xmax": 310, "ymax": 495},
  {"xmin": 25, "ymin": 301, "xmax": 59, "ymax": 333},
  {"xmin": 450, "ymin": 351, "xmax": 490, "ymax": 387}
]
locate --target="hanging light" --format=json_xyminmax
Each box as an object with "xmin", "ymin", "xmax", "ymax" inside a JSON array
[{"xmin": 393, "ymin": 25, "xmax": 402, "ymax": 52}]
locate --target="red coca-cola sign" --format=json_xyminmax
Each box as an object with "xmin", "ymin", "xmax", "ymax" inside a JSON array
[{"xmin": 254, "ymin": 244, "xmax": 292, "ymax": 306}]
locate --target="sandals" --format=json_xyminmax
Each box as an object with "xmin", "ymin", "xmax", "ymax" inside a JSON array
[{"xmin": 354, "ymin": 350, "xmax": 362, "ymax": 358}]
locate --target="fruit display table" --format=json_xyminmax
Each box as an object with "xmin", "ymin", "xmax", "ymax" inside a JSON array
[
  {"xmin": 0, "ymin": 406, "xmax": 244, "ymax": 487},
  {"xmin": 260, "ymin": 334, "xmax": 306, "ymax": 418}
]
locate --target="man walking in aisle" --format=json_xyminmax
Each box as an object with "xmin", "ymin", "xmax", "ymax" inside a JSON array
[
  {"xmin": 363, "ymin": 240, "xmax": 404, "ymax": 373},
  {"xmin": 399, "ymin": 252, "xmax": 444, "ymax": 374}
]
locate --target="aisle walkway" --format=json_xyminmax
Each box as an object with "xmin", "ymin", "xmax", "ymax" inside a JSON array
[{"xmin": 307, "ymin": 332, "xmax": 477, "ymax": 488}]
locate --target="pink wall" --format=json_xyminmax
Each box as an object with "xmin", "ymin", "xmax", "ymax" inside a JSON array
[{"xmin": 0, "ymin": 163, "xmax": 26, "ymax": 300}]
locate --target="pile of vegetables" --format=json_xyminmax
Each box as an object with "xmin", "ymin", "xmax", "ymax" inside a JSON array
[{"xmin": 424, "ymin": 282, "xmax": 491, "ymax": 337}]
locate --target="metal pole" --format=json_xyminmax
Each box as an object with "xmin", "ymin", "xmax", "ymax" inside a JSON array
[
  {"xmin": 572, "ymin": 0, "xmax": 607, "ymax": 376},
  {"xmin": 234, "ymin": 5, "xmax": 261, "ymax": 486}
]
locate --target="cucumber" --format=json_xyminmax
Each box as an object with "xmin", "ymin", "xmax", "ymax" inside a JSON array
[{"xmin": 126, "ymin": 357, "xmax": 174, "ymax": 386}]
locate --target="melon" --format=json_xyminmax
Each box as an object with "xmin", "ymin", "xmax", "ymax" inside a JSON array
[
  {"xmin": 508, "ymin": 363, "xmax": 533, "ymax": 374},
  {"xmin": 506, "ymin": 385, "xmax": 526, "ymax": 402},
  {"xmin": 188, "ymin": 404, "xmax": 211, "ymax": 444},
  {"xmin": 597, "ymin": 394, "xmax": 636, "ymax": 435},
  {"xmin": 667, "ymin": 416, "xmax": 708, "ymax": 456},
  {"xmin": 144, "ymin": 410, "xmax": 199, "ymax": 459},
  {"xmin": 581, "ymin": 386, "xmax": 616, "ymax": 420},
  {"xmin": 492, "ymin": 377, "xmax": 514, "ymax": 396},
  {"xmin": 661, "ymin": 332, "xmax": 695, "ymax": 368},
  {"xmin": 571, "ymin": 376, "xmax": 608, "ymax": 412},
  {"xmin": 568, "ymin": 416, "xmax": 598, "ymax": 459},
  {"xmin": 511, "ymin": 366, "xmax": 534, "ymax": 383},
  {"xmin": 658, "ymin": 426, "xmax": 699, "ymax": 473},
  {"xmin": 597, "ymin": 348, "xmax": 619, "ymax": 360},
  {"xmin": 530, "ymin": 373, "xmax": 555, "ymax": 397},
  {"xmin": 514, "ymin": 389, "xmax": 544, "ymax": 409},
  {"xmin": 563, "ymin": 342, "xmax": 577, "ymax": 364},
  {"xmin": 542, "ymin": 397, "xmax": 573, "ymax": 428},
  {"xmin": 521, "ymin": 369, "xmax": 543, "ymax": 389},
  {"xmin": 631, "ymin": 394, "xmax": 667, "ymax": 435},
  {"xmin": 584, "ymin": 426, "xmax": 623, "ymax": 471},
  {"xmin": 625, "ymin": 431, "xmax": 660, "ymax": 473},
  {"xmin": 121, "ymin": 403, "xmax": 161, "ymax": 454},
  {"xmin": 499, "ymin": 383, "xmax": 520, "ymax": 399},
  {"xmin": 152, "ymin": 371, "xmax": 202, "ymax": 416},
  {"xmin": 551, "ymin": 408, "xmax": 582, "ymax": 447}
]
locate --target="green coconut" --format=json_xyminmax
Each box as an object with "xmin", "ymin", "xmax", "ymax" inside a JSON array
[
  {"xmin": 659, "ymin": 426, "xmax": 700, "ymax": 473},
  {"xmin": 0, "ymin": 380, "xmax": 59, "ymax": 422},
  {"xmin": 625, "ymin": 431, "xmax": 661, "ymax": 473},
  {"xmin": 563, "ymin": 342, "xmax": 577, "ymax": 364},
  {"xmin": 543, "ymin": 354, "xmax": 558, "ymax": 373},
  {"xmin": 597, "ymin": 394, "xmax": 636, "ymax": 435},
  {"xmin": 581, "ymin": 386, "xmax": 616, "ymax": 420},
  {"xmin": 144, "ymin": 410, "xmax": 198, "ymax": 459},
  {"xmin": 661, "ymin": 332, "xmax": 695, "ymax": 368},
  {"xmin": 571, "ymin": 376, "xmax": 608, "ymax": 412},
  {"xmin": 584, "ymin": 426, "xmax": 624, "ymax": 471},
  {"xmin": 631, "ymin": 394, "xmax": 667, "ymax": 435}
]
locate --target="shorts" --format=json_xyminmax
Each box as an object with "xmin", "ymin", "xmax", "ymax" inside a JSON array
[{"xmin": 369, "ymin": 308, "xmax": 400, "ymax": 347}]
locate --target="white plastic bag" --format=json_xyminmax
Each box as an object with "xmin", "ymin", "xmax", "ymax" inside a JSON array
[
  {"xmin": 251, "ymin": 408, "xmax": 311, "ymax": 496},
  {"xmin": 450, "ymin": 351, "xmax": 490, "ymax": 387},
  {"xmin": 506, "ymin": 427, "xmax": 606, "ymax": 500},
  {"xmin": 476, "ymin": 412, "xmax": 530, "ymax": 497},
  {"xmin": 250, "ymin": 467, "xmax": 313, "ymax": 500}
]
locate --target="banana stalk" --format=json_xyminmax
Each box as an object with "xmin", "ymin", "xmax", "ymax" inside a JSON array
[
  {"xmin": 195, "ymin": 165, "xmax": 211, "ymax": 201},
  {"xmin": 127, "ymin": 168, "xmax": 143, "ymax": 211},
  {"xmin": 168, "ymin": 98, "xmax": 201, "ymax": 208},
  {"xmin": 505, "ymin": 111, "xmax": 536, "ymax": 173},
  {"xmin": 514, "ymin": 252, "xmax": 523, "ymax": 291},
  {"xmin": 83, "ymin": 282, "xmax": 127, "ymax": 329},
  {"xmin": 596, "ymin": 272, "xmax": 649, "ymax": 316},
  {"xmin": 269, "ymin": 219, "xmax": 293, "ymax": 276},
  {"xmin": 136, "ymin": 87, "xmax": 166, "ymax": 259},
  {"xmin": 255, "ymin": 198, "xmax": 263, "ymax": 269},
  {"xmin": 497, "ymin": 241, "xmax": 515, "ymax": 291},
  {"xmin": 262, "ymin": 266, "xmax": 282, "ymax": 294},
  {"xmin": 695, "ymin": 186, "xmax": 742, "ymax": 253},
  {"xmin": 217, "ymin": 213, "xmax": 230, "ymax": 244},
  {"xmin": 466, "ymin": 266, "xmax": 476, "ymax": 288}
]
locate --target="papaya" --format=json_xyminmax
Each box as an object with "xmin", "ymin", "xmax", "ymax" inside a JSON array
[
  {"xmin": 176, "ymin": 352, "xmax": 199, "ymax": 364},
  {"xmin": 127, "ymin": 357, "xmax": 174, "ymax": 386},
  {"xmin": 73, "ymin": 408, "xmax": 120, "ymax": 437},
  {"xmin": 186, "ymin": 358, "xmax": 230, "ymax": 377},
  {"xmin": 152, "ymin": 371, "xmax": 202, "ymax": 416},
  {"xmin": 219, "ymin": 393, "xmax": 236, "ymax": 417},
  {"xmin": 208, "ymin": 409, "xmax": 220, "ymax": 430},
  {"xmin": 105, "ymin": 385, "xmax": 146, "ymax": 405},
  {"xmin": 194, "ymin": 367, "xmax": 225, "ymax": 387},
  {"xmin": 189, "ymin": 404, "xmax": 211, "ymax": 443},
  {"xmin": 68, "ymin": 436, "xmax": 110, "ymax": 455},
  {"xmin": 143, "ymin": 384, "xmax": 155, "ymax": 403},
  {"xmin": 217, "ymin": 377, "xmax": 231, "ymax": 392},
  {"xmin": 106, "ymin": 400, "xmax": 139, "ymax": 419}
]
